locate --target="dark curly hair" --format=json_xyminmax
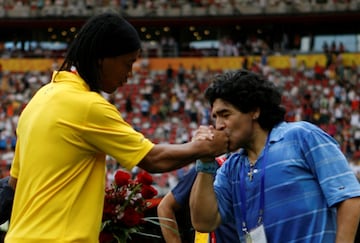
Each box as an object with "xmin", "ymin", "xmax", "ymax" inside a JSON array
[{"xmin": 205, "ymin": 69, "xmax": 285, "ymax": 130}]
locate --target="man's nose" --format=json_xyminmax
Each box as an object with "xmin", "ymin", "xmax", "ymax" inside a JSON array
[{"xmin": 215, "ymin": 120, "xmax": 225, "ymax": 130}]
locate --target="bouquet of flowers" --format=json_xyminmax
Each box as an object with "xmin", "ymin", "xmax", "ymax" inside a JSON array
[{"xmin": 99, "ymin": 169, "xmax": 160, "ymax": 243}]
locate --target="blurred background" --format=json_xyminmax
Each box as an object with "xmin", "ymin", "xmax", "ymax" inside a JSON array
[{"xmin": 1, "ymin": 0, "xmax": 360, "ymax": 225}]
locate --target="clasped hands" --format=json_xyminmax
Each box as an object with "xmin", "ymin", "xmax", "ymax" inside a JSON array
[{"xmin": 192, "ymin": 125, "xmax": 229, "ymax": 162}]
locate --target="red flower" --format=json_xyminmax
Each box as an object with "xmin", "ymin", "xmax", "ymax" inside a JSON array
[
  {"xmin": 121, "ymin": 207, "xmax": 144, "ymax": 227},
  {"xmin": 100, "ymin": 169, "xmax": 160, "ymax": 242},
  {"xmin": 114, "ymin": 170, "xmax": 131, "ymax": 187},
  {"xmin": 135, "ymin": 171, "xmax": 153, "ymax": 185},
  {"xmin": 140, "ymin": 184, "xmax": 158, "ymax": 199},
  {"xmin": 99, "ymin": 231, "xmax": 115, "ymax": 243},
  {"xmin": 102, "ymin": 201, "xmax": 116, "ymax": 221}
]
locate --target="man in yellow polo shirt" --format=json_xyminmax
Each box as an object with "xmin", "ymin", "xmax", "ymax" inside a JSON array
[{"xmin": 4, "ymin": 13, "xmax": 228, "ymax": 243}]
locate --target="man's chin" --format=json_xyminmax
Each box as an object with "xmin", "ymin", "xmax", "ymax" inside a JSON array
[{"xmin": 228, "ymin": 145, "xmax": 241, "ymax": 153}]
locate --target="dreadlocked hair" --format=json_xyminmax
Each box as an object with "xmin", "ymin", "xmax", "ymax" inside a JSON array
[
  {"xmin": 57, "ymin": 12, "xmax": 141, "ymax": 92},
  {"xmin": 57, "ymin": 14, "xmax": 112, "ymax": 92}
]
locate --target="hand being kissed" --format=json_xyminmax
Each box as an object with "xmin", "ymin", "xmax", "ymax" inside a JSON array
[{"xmin": 192, "ymin": 125, "xmax": 229, "ymax": 162}]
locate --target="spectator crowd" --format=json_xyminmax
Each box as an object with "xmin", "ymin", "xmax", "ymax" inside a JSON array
[
  {"xmin": 1, "ymin": 48, "xmax": 360, "ymax": 194},
  {"xmin": 1, "ymin": 0, "xmax": 360, "ymax": 19}
]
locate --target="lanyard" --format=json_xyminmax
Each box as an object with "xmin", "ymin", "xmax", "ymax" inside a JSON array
[{"xmin": 239, "ymin": 133, "xmax": 271, "ymax": 234}]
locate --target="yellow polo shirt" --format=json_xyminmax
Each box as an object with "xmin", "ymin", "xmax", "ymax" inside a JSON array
[{"xmin": 5, "ymin": 71, "xmax": 154, "ymax": 243}]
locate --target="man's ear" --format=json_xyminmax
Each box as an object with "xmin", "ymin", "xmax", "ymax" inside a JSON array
[{"xmin": 252, "ymin": 108, "xmax": 260, "ymax": 120}]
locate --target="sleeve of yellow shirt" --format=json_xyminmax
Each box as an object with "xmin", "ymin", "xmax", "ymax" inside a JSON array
[{"xmin": 194, "ymin": 231, "xmax": 209, "ymax": 243}]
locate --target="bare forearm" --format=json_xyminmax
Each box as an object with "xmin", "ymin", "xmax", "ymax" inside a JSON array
[
  {"xmin": 139, "ymin": 139, "xmax": 227, "ymax": 173},
  {"xmin": 189, "ymin": 172, "xmax": 221, "ymax": 232},
  {"xmin": 336, "ymin": 197, "xmax": 360, "ymax": 243},
  {"xmin": 158, "ymin": 208, "xmax": 181, "ymax": 243},
  {"xmin": 157, "ymin": 193, "xmax": 182, "ymax": 243}
]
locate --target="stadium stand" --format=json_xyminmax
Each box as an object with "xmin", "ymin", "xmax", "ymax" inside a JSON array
[{"xmin": 1, "ymin": 2, "xmax": 360, "ymax": 241}]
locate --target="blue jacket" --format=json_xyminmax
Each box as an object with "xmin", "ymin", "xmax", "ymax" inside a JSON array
[{"xmin": 0, "ymin": 176, "xmax": 14, "ymax": 224}]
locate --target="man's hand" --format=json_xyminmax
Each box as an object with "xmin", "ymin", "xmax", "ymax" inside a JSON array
[
  {"xmin": 192, "ymin": 125, "xmax": 215, "ymax": 142},
  {"xmin": 193, "ymin": 125, "xmax": 228, "ymax": 162}
]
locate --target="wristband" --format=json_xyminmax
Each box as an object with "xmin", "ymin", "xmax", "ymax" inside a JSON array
[{"xmin": 195, "ymin": 159, "xmax": 219, "ymax": 174}]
